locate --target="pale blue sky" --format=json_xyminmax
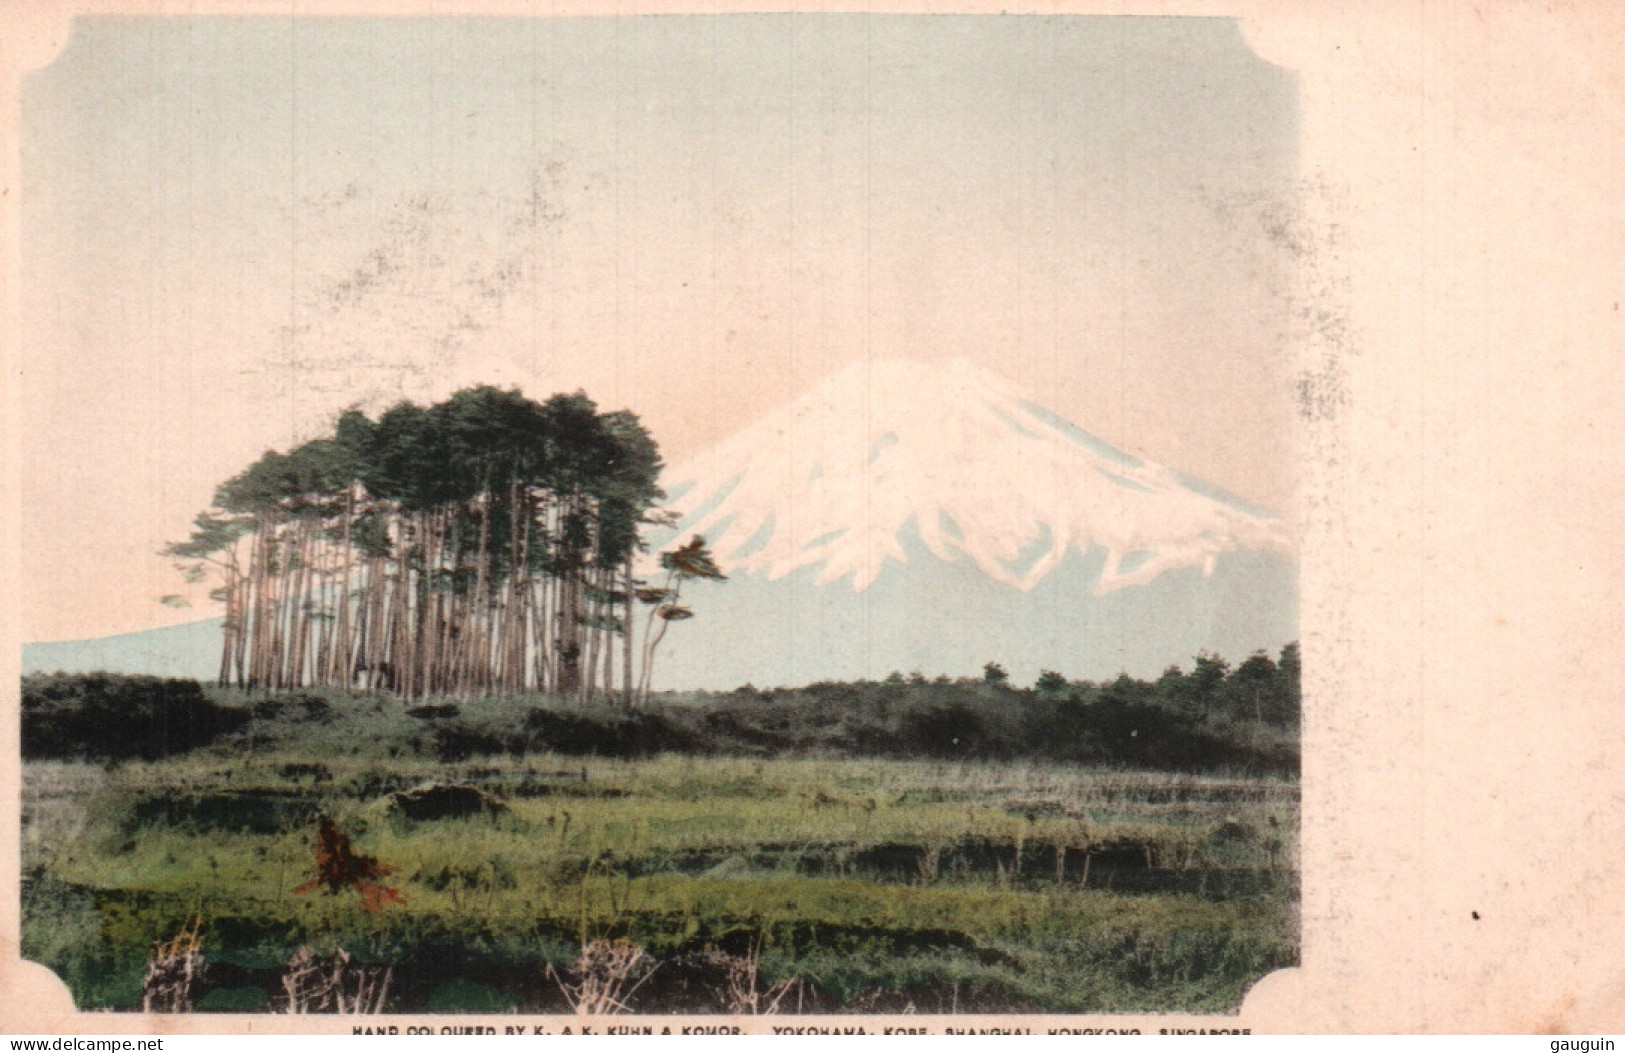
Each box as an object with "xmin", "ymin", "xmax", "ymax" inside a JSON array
[{"xmin": 21, "ymin": 15, "xmax": 1296, "ymax": 639}]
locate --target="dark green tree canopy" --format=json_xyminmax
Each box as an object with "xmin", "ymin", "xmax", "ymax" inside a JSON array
[{"xmin": 177, "ymin": 385, "xmax": 676, "ymax": 703}]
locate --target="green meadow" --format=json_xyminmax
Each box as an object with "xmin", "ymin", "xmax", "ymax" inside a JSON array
[{"xmin": 21, "ymin": 676, "xmax": 1299, "ymax": 1014}]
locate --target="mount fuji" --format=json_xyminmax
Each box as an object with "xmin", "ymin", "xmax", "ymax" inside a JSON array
[
  {"xmin": 23, "ymin": 358, "xmax": 1297, "ymax": 691},
  {"xmin": 646, "ymin": 358, "xmax": 1296, "ymax": 689}
]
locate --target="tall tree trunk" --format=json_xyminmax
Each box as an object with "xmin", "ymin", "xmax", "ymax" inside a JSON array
[
  {"xmin": 557, "ymin": 494, "xmax": 585, "ymax": 702},
  {"xmin": 637, "ymin": 570, "xmax": 682, "ymax": 708},
  {"xmin": 351, "ymin": 557, "xmax": 372, "ymax": 692},
  {"xmin": 288, "ymin": 520, "xmax": 313, "ymax": 689},
  {"xmin": 270, "ymin": 519, "xmax": 293, "ymax": 692},
  {"xmin": 622, "ymin": 560, "xmax": 636, "ymax": 708},
  {"xmin": 218, "ymin": 548, "xmax": 240, "ymax": 688},
  {"xmin": 469, "ymin": 495, "xmax": 491, "ymax": 698},
  {"xmin": 396, "ymin": 514, "xmax": 418, "ymax": 700},
  {"xmin": 602, "ymin": 566, "xmax": 617, "ymax": 706},
  {"xmin": 248, "ymin": 518, "xmax": 270, "ymax": 690},
  {"xmin": 501, "ymin": 483, "xmax": 526, "ymax": 694},
  {"xmin": 325, "ymin": 486, "xmax": 356, "ymax": 688},
  {"xmin": 582, "ymin": 563, "xmax": 600, "ymax": 704}
]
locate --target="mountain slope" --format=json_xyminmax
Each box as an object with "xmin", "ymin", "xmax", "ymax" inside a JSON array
[
  {"xmin": 660, "ymin": 357, "xmax": 1290, "ymax": 595},
  {"xmin": 23, "ymin": 619, "xmax": 224, "ymax": 681},
  {"xmin": 641, "ymin": 357, "xmax": 1296, "ymax": 688}
]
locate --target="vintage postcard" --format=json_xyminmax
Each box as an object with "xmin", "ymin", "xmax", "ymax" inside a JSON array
[{"xmin": 3, "ymin": 0, "xmax": 1622, "ymax": 1037}]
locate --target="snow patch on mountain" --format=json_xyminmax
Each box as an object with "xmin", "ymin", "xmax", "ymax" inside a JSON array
[{"xmin": 659, "ymin": 358, "xmax": 1290, "ymax": 596}]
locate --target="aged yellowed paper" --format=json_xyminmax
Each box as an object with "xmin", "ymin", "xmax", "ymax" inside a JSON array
[{"xmin": 3, "ymin": 0, "xmax": 1622, "ymax": 1035}]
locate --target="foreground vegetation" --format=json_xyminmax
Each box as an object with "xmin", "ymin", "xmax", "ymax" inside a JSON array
[
  {"xmin": 24, "ymin": 643, "xmax": 1299, "ymax": 774},
  {"xmin": 21, "ymin": 668, "xmax": 1299, "ymax": 1014}
]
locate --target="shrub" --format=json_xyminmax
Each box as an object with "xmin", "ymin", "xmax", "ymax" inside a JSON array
[
  {"xmin": 431, "ymin": 726, "xmax": 518, "ymax": 762},
  {"xmin": 524, "ymin": 708, "xmax": 705, "ymax": 758},
  {"xmin": 897, "ymin": 702, "xmax": 997, "ymax": 759},
  {"xmin": 21, "ymin": 673, "xmax": 250, "ymax": 761},
  {"xmin": 389, "ymin": 784, "xmax": 509, "ymax": 823}
]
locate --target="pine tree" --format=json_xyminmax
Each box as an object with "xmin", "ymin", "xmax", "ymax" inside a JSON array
[{"xmin": 174, "ymin": 385, "xmax": 686, "ymax": 702}]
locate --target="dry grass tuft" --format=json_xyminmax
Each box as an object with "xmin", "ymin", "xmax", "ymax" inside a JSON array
[{"xmin": 547, "ymin": 939, "xmax": 657, "ymax": 1015}]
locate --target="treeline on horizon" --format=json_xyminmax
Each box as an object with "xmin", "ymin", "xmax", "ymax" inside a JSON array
[
  {"xmin": 166, "ymin": 386, "xmax": 723, "ymax": 707},
  {"xmin": 22, "ymin": 642, "xmax": 1299, "ymax": 774},
  {"xmin": 654, "ymin": 641, "xmax": 1301, "ymax": 773}
]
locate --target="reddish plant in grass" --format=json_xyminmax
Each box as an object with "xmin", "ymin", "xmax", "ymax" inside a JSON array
[{"xmin": 293, "ymin": 817, "xmax": 405, "ymax": 913}]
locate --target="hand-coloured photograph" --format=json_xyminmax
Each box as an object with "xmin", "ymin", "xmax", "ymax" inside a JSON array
[
  {"xmin": 16, "ymin": 1, "xmax": 1620, "ymax": 1038},
  {"xmin": 14, "ymin": 13, "xmax": 1304, "ymax": 1018}
]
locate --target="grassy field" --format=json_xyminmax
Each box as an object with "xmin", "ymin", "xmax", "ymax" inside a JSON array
[{"xmin": 21, "ymin": 682, "xmax": 1299, "ymax": 1014}]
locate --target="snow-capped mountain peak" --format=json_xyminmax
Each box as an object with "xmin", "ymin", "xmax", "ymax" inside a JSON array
[{"xmin": 659, "ymin": 357, "xmax": 1289, "ymax": 596}]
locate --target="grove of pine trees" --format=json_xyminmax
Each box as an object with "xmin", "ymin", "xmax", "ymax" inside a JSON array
[{"xmin": 166, "ymin": 386, "xmax": 722, "ymax": 705}]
